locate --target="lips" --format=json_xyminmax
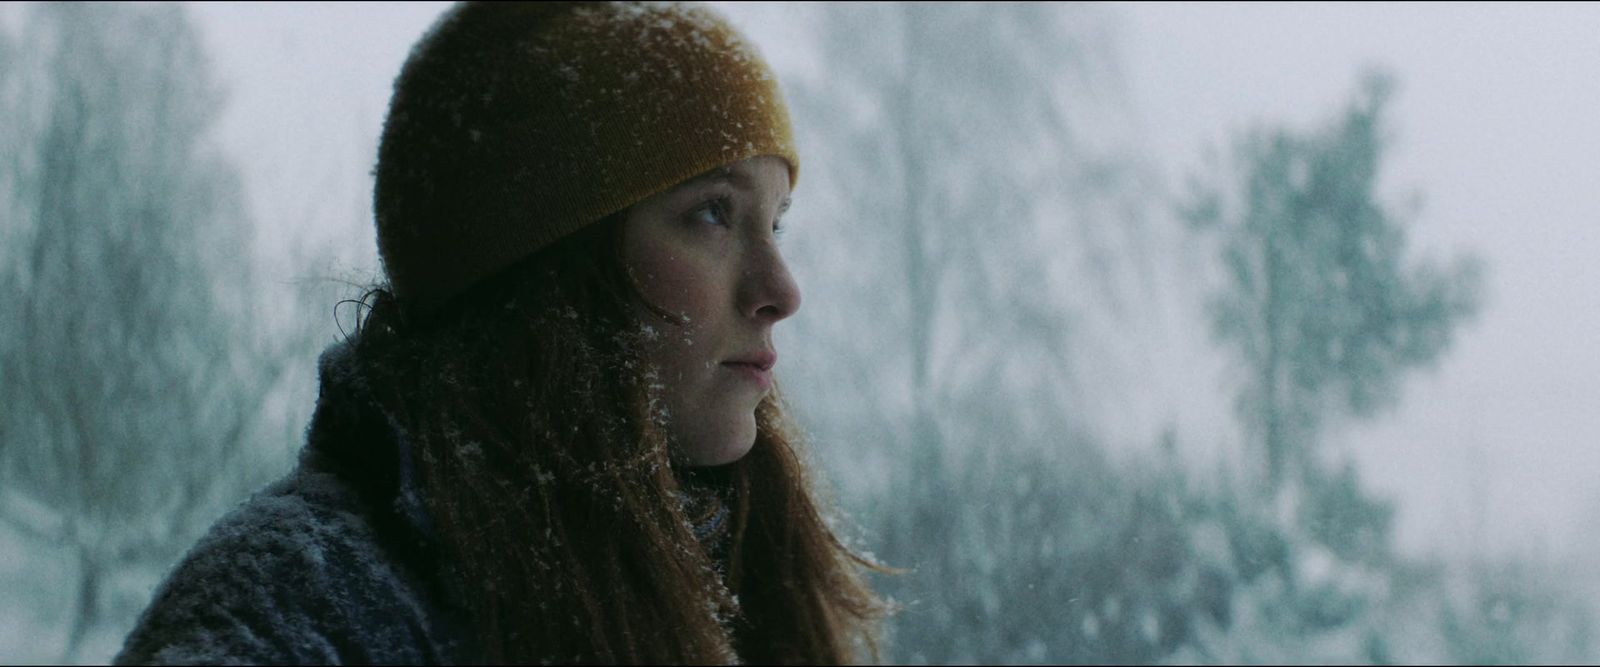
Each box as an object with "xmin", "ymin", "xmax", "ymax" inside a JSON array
[
  {"xmin": 722, "ymin": 350, "xmax": 777, "ymax": 372},
  {"xmin": 721, "ymin": 350, "xmax": 777, "ymax": 390}
]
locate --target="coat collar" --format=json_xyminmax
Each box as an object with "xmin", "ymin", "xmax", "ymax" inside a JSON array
[{"xmin": 299, "ymin": 339, "xmax": 439, "ymax": 551}]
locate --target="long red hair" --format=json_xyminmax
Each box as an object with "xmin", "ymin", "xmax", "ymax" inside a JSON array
[{"xmin": 351, "ymin": 214, "xmax": 886, "ymax": 664}]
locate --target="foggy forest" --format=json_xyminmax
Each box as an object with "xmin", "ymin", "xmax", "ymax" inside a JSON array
[{"xmin": 3, "ymin": 2, "xmax": 1598, "ymax": 663}]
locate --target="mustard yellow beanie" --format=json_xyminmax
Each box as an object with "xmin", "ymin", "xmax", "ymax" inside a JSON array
[{"xmin": 373, "ymin": 1, "xmax": 798, "ymax": 318}]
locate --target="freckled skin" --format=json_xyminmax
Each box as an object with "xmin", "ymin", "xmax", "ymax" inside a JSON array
[{"xmin": 622, "ymin": 155, "xmax": 800, "ymax": 466}]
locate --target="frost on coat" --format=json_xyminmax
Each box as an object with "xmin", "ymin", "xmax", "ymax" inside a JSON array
[{"xmin": 114, "ymin": 341, "xmax": 474, "ymax": 665}]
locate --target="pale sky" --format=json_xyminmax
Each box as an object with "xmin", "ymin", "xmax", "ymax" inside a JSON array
[{"xmin": 186, "ymin": 2, "xmax": 1600, "ymax": 561}]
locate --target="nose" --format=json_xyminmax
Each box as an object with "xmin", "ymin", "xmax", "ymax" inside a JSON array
[{"xmin": 739, "ymin": 241, "xmax": 802, "ymax": 324}]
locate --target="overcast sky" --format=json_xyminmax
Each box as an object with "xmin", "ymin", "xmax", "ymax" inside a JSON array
[{"xmin": 187, "ymin": 2, "xmax": 1600, "ymax": 561}]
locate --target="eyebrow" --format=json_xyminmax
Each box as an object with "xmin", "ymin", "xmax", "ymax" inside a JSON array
[
  {"xmin": 679, "ymin": 165, "xmax": 745, "ymax": 191},
  {"xmin": 675, "ymin": 166, "xmax": 791, "ymax": 216}
]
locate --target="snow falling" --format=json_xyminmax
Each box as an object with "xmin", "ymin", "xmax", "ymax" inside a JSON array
[{"xmin": 3, "ymin": 2, "xmax": 1599, "ymax": 663}]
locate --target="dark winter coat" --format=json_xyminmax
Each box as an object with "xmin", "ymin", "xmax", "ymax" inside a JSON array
[{"xmin": 115, "ymin": 340, "xmax": 477, "ymax": 664}]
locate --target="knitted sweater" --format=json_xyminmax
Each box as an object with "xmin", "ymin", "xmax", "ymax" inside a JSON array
[{"xmin": 115, "ymin": 341, "xmax": 476, "ymax": 664}]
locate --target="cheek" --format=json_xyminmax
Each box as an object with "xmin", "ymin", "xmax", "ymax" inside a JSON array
[
  {"xmin": 630, "ymin": 247, "xmax": 722, "ymax": 329},
  {"xmin": 630, "ymin": 250, "xmax": 742, "ymax": 453},
  {"xmin": 629, "ymin": 253, "xmax": 723, "ymax": 398}
]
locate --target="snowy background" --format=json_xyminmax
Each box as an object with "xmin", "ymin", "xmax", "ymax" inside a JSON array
[{"xmin": 3, "ymin": 2, "xmax": 1598, "ymax": 663}]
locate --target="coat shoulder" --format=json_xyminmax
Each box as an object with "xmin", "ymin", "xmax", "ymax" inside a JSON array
[{"xmin": 114, "ymin": 469, "xmax": 455, "ymax": 665}]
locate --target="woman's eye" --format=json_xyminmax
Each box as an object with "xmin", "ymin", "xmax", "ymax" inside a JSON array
[{"xmin": 689, "ymin": 198, "xmax": 731, "ymax": 228}]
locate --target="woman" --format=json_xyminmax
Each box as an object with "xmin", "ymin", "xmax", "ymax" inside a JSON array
[{"xmin": 115, "ymin": 2, "xmax": 885, "ymax": 664}]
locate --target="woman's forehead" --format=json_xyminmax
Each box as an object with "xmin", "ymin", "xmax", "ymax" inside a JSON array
[{"xmin": 675, "ymin": 156, "xmax": 792, "ymax": 195}]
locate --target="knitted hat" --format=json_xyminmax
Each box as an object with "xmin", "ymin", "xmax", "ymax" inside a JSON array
[{"xmin": 374, "ymin": 1, "xmax": 798, "ymax": 318}]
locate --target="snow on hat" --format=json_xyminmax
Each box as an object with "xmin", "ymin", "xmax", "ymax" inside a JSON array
[{"xmin": 373, "ymin": 1, "xmax": 798, "ymax": 318}]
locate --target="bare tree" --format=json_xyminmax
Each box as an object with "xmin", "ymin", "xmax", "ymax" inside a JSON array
[
  {"xmin": 771, "ymin": 3, "xmax": 1160, "ymax": 661},
  {"xmin": 0, "ymin": 4, "xmax": 290, "ymax": 659}
]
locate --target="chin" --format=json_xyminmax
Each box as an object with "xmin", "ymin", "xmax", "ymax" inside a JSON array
[{"xmin": 683, "ymin": 413, "xmax": 758, "ymax": 467}]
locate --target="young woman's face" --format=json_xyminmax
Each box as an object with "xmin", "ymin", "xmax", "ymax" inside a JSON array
[{"xmin": 622, "ymin": 155, "xmax": 800, "ymax": 466}]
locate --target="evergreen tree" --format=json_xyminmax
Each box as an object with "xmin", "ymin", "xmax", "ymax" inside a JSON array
[{"xmin": 1182, "ymin": 72, "xmax": 1482, "ymax": 495}]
